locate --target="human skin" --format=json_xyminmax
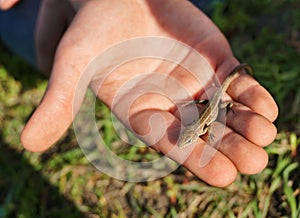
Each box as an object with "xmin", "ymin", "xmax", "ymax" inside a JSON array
[
  {"xmin": 0, "ymin": 0, "xmax": 19, "ymax": 10},
  {"xmin": 20, "ymin": 0, "xmax": 278, "ymax": 187}
]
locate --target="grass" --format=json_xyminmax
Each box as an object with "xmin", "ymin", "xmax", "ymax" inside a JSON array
[{"xmin": 0, "ymin": 0, "xmax": 299, "ymax": 217}]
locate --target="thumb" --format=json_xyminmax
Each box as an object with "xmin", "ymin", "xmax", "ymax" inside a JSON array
[
  {"xmin": 20, "ymin": 1, "xmax": 107, "ymax": 152},
  {"xmin": 21, "ymin": 53, "xmax": 90, "ymax": 152}
]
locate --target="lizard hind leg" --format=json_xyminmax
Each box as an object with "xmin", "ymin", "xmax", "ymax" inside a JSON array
[{"xmin": 220, "ymin": 101, "xmax": 235, "ymax": 114}]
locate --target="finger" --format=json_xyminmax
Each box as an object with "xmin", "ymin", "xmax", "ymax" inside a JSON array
[
  {"xmin": 130, "ymin": 110, "xmax": 238, "ymax": 187},
  {"xmin": 180, "ymin": 143, "xmax": 237, "ymax": 187},
  {"xmin": 226, "ymin": 104, "xmax": 277, "ymax": 146},
  {"xmin": 20, "ymin": 49, "xmax": 89, "ymax": 152},
  {"xmin": 230, "ymin": 74, "xmax": 278, "ymax": 122},
  {"xmin": 216, "ymin": 60, "xmax": 279, "ymax": 122},
  {"xmin": 209, "ymin": 122, "xmax": 269, "ymax": 175}
]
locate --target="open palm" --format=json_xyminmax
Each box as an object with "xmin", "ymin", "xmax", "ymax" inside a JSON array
[{"xmin": 21, "ymin": 0, "xmax": 278, "ymax": 186}]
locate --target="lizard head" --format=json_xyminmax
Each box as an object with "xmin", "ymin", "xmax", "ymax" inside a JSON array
[{"xmin": 177, "ymin": 128, "xmax": 198, "ymax": 149}]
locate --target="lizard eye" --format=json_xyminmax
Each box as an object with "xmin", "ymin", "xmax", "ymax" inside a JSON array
[{"xmin": 186, "ymin": 138, "xmax": 192, "ymax": 144}]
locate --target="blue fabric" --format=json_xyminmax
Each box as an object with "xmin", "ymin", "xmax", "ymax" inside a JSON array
[
  {"xmin": 0, "ymin": 0, "xmax": 41, "ymax": 66},
  {"xmin": 189, "ymin": 0, "xmax": 223, "ymax": 14}
]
